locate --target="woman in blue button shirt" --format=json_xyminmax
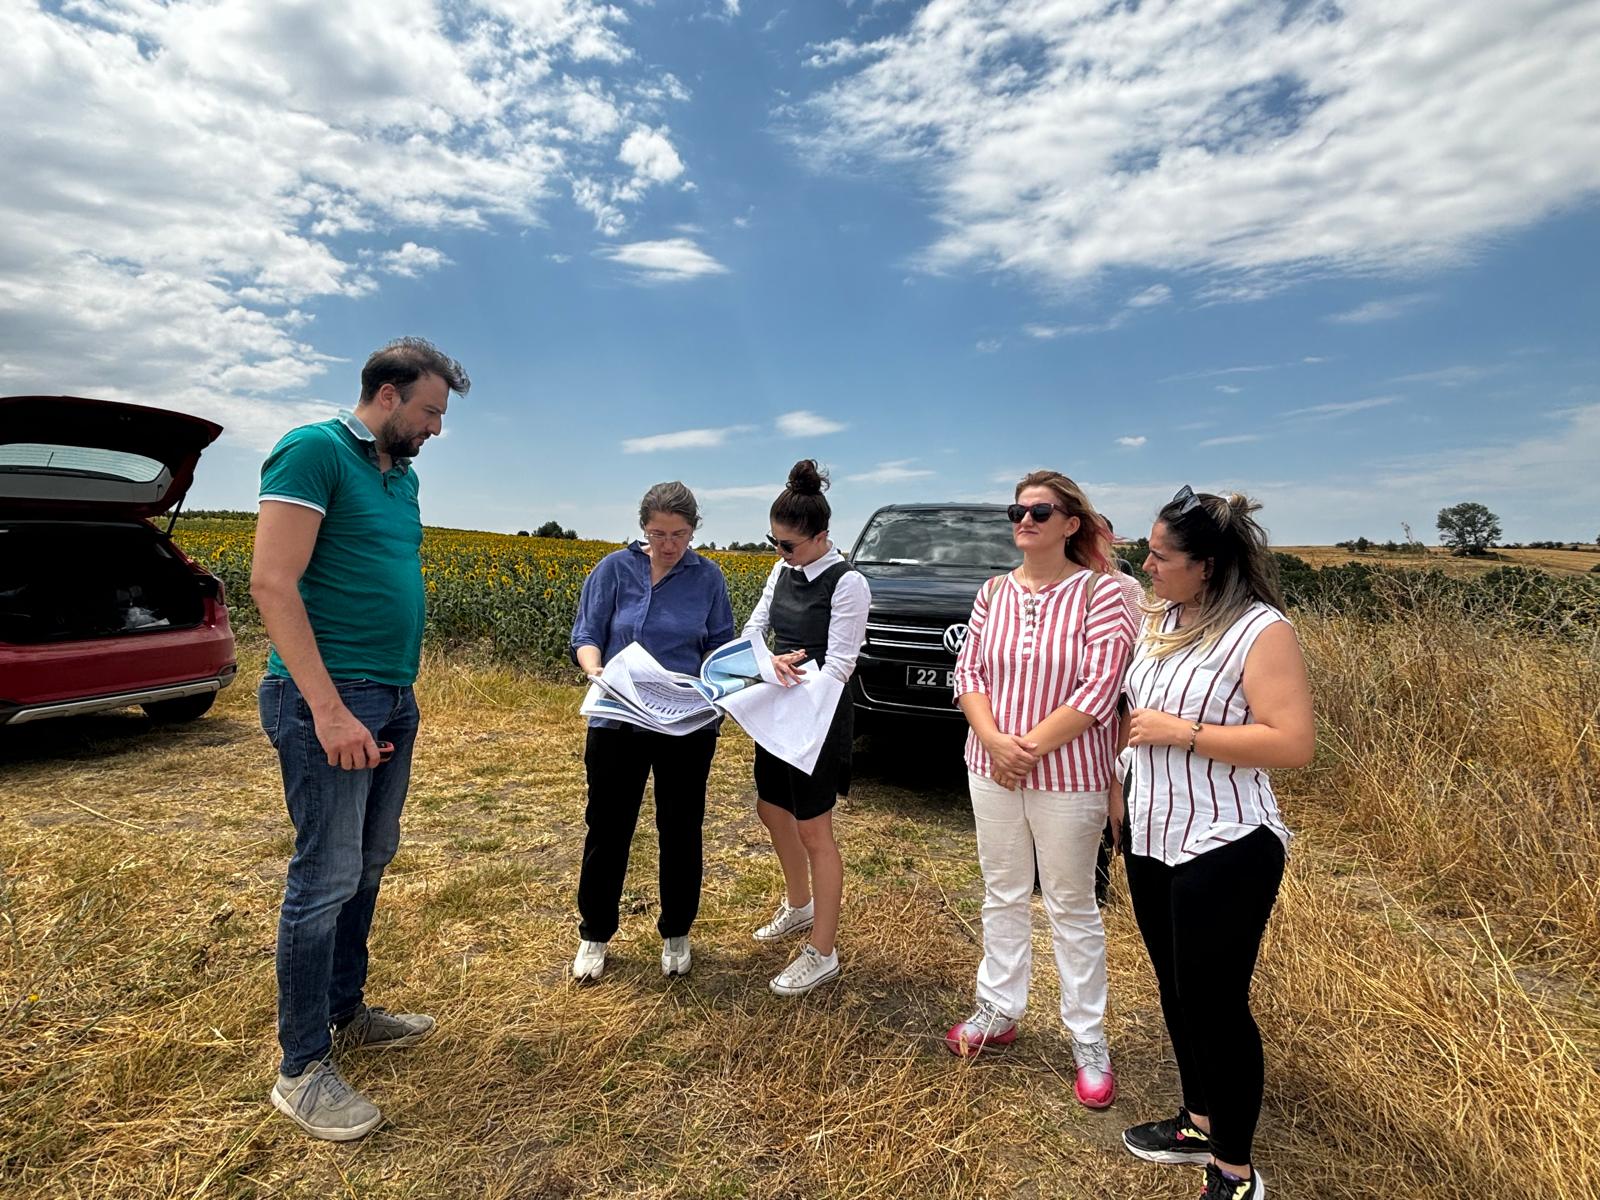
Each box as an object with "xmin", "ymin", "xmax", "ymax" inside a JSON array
[{"xmin": 569, "ymin": 482, "xmax": 735, "ymax": 983}]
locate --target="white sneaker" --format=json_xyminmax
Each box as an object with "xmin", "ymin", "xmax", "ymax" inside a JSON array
[
  {"xmin": 572, "ymin": 939, "xmax": 607, "ymax": 982},
  {"xmin": 770, "ymin": 943, "xmax": 841, "ymax": 996},
  {"xmin": 661, "ymin": 935, "xmax": 691, "ymax": 977},
  {"xmin": 753, "ymin": 898, "xmax": 814, "ymax": 942}
]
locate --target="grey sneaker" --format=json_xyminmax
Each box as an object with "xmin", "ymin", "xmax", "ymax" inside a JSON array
[
  {"xmin": 662, "ymin": 935, "xmax": 691, "ymax": 977},
  {"xmin": 770, "ymin": 943, "xmax": 841, "ymax": 996},
  {"xmin": 333, "ymin": 1005, "xmax": 436, "ymax": 1052},
  {"xmin": 754, "ymin": 898, "xmax": 814, "ymax": 942},
  {"xmin": 270, "ymin": 1060, "xmax": 381, "ymax": 1141}
]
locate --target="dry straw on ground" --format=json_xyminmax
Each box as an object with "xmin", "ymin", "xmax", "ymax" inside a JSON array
[{"xmin": 2, "ymin": 606, "xmax": 1597, "ymax": 1199}]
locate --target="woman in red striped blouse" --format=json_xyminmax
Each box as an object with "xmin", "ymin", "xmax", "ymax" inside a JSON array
[{"xmin": 944, "ymin": 470, "xmax": 1135, "ymax": 1110}]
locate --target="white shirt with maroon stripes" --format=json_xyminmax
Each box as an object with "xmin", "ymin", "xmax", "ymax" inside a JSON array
[
  {"xmin": 1120, "ymin": 601, "xmax": 1293, "ymax": 866},
  {"xmin": 952, "ymin": 569, "xmax": 1135, "ymax": 792}
]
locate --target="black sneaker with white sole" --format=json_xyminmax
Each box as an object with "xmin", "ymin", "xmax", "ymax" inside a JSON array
[{"xmin": 1122, "ymin": 1107, "xmax": 1213, "ymax": 1165}]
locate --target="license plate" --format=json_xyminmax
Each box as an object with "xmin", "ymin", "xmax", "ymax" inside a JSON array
[{"xmin": 905, "ymin": 666, "xmax": 954, "ymax": 690}]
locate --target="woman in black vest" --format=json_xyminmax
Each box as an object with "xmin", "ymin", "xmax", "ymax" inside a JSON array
[{"xmin": 741, "ymin": 461, "xmax": 871, "ymax": 996}]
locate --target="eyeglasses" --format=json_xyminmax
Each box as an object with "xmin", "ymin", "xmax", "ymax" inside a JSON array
[
  {"xmin": 1006, "ymin": 502, "xmax": 1071, "ymax": 524},
  {"xmin": 644, "ymin": 528, "xmax": 693, "ymax": 544},
  {"xmin": 766, "ymin": 531, "xmax": 820, "ymax": 554}
]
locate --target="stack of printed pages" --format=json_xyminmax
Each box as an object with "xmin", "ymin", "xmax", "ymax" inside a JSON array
[{"xmin": 580, "ymin": 635, "xmax": 844, "ymax": 775}]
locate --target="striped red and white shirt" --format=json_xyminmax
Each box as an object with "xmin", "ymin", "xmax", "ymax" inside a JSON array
[
  {"xmin": 1120, "ymin": 601, "xmax": 1293, "ymax": 866},
  {"xmin": 953, "ymin": 569, "xmax": 1135, "ymax": 792}
]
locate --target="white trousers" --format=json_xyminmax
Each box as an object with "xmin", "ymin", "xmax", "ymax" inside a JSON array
[{"xmin": 968, "ymin": 771, "xmax": 1109, "ymax": 1042}]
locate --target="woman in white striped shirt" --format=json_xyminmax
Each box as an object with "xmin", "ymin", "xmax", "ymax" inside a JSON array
[
  {"xmin": 945, "ymin": 470, "xmax": 1134, "ymax": 1111},
  {"xmin": 1115, "ymin": 487, "xmax": 1315, "ymax": 1200}
]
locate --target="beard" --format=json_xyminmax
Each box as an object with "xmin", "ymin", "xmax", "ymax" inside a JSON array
[{"xmin": 379, "ymin": 413, "xmax": 424, "ymax": 458}]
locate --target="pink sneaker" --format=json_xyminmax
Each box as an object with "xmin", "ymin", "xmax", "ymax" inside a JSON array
[
  {"xmin": 944, "ymin": 1000, "xmax": 1017, "ymax": 1057},
  {"xmin": 1072, "ymin": 1038, "xmax": 1116, "ymax": 1108}
]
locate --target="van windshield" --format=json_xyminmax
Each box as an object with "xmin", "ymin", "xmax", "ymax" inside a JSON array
[{"xmin": 852, "ymin": 508, "xmax": 1021, "ymax": 569}]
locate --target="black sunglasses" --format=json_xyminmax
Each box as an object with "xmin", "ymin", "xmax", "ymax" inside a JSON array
[
  {"xmin": 766, "ymin": 531, "xmax": 819, "ymax": 554},
  {"xmin": 1006, "ymin": 502, "xmax": 1070, "ymax": 524}
]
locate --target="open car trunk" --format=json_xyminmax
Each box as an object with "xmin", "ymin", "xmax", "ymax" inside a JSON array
[{"xmin": 0, "ymin": 521, "xmax": 210, "ymax": 645}]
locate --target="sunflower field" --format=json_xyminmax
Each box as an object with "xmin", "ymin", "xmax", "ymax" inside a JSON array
[{"xmin": 172, "ymin": 516, "xmax": 777, "ymax": 670}]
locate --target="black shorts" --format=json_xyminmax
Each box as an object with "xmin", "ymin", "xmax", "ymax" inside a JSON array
[{"xmin": 754, "ymin": 695, "xmax": 852, "ymax": 821}]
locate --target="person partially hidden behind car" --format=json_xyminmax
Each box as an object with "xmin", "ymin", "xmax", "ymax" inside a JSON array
[{"xmin": 250, "ymin": 337, "xmax": 469, "ymax": 1141}]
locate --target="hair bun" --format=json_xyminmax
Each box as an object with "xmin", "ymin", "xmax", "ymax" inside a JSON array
[{"xmin": 786, "ymin": 459, "xmax": 829, "ymax": 496}]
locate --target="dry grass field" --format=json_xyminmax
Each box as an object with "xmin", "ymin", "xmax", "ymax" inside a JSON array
[
  {"xmin": 1277, "ymin": 544, "xmax": 1600, "ymax": 578},
  {"xmin": 3, "ymin": 605, "xmax": 1598, "ymax": 1199}
]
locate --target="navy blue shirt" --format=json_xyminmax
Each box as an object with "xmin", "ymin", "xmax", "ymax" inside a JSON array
[{"xmin": 570, "ymin": 542, "xmax": 735, "ymax": 728}]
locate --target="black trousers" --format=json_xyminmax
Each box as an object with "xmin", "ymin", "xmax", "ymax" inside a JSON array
[
  {"xmin": 1125, "ymin": 827, "xmax": 1285, "ymax": 1167},
  {"xmin": 577, "ymin": 724, "xmax": 718, "ymax": 943}
]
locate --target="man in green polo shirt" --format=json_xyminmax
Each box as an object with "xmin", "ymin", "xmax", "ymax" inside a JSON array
[{"xmin": 250, "ymin": 337, "xmax": 469, "ymax": 1140}]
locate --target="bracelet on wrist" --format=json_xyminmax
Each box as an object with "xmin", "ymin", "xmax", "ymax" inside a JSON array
[{"xmin": 1186, "ymin": 721, "xmax": 1203, "ymax": 753}]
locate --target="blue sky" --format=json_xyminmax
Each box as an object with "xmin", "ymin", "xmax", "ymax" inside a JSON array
[{"xmin": 3, "ymin": 0, "xmax": 1597, "ymax": 547}]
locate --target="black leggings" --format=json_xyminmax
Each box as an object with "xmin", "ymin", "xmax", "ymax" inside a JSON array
[
  {"xmin": 577, "ymin": 724, "xmax": 717, "ymax": 943},
  {"xmin": 1125, "ymin": 827, "xmax": 1285, "ymax": 1166}
]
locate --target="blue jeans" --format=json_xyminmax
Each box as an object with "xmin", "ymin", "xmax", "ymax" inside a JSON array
[{"xmin": 259, "ymin": 675, "xmax": 420, "ymax": 1076}]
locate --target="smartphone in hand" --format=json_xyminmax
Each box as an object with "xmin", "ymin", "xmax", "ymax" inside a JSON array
[{"xmin": 375, "ymin": 740, "xmax": 395, "ymax": 764}]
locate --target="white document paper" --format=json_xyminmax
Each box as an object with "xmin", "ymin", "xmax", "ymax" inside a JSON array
[
  {"xmin": 578, "ymin": 637, "xmax": 844, "ymax": 773},
  {"xmin": 717, "ymin": 663, "xmax": 843, "ymax": 775}
]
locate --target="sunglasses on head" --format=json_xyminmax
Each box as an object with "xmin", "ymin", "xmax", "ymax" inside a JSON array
[
  {"xmin": 766, "ymin": 531, "xmax": 818, "ymax": 554},
  {"xmin": 1006, "ymin": 502, "xmax": 1070, "ymax": 524},
  {"xmin": 1169, "ymin": 484, "xmax": 1216, "ymax": 525}
]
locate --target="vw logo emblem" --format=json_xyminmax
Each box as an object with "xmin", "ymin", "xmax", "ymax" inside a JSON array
[{"xmin": 942, "ymin": 623, "xmax": 969, "ymax": 655}]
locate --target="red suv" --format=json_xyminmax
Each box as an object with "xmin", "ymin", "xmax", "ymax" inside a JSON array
[{"xmin": 0, "ymin": 395, "xmax": 237, "ymax": 726}]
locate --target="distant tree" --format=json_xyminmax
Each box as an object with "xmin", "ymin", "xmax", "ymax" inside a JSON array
[
  {"xmin": 516, "ymin": 530, "xmax": 530, "ymax": 537},
  {"xmin": 1354, "ymin": 536, "xmax": 1371, "ymax": 553},
  {"xmin": 1436, "ymin": 502, "xmax": 1502, "ymax": 556},
  {"xmin": 534, "ymin": 520, "xmax": 578, "ymax": 539}
]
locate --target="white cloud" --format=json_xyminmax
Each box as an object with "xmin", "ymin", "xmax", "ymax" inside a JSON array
[
  {"xmin": 617, "ymin": 125, "xmax": 686, "ymax": 190},
  {"xmin": 1024, "ymin": 281, "xmax": 1173, "ymax": 338},
  {"xmin": 804, "ymin": 2, "xmax": 1600, "ymax": 293},
  {"xmin": 600, "ymin": 239, "xmax": 730, "ymax": 282},
  {"xmin": 695, "ymin": 482, "xmax": 785, "ymax": 501},
  {"xmin": 803, "ymin": 37, "xmax": 891, "ymax": 70},
  {"xmin": 1215, "ymin": 384, "xmax": 1244, "ymax": 394},
  {"xmin": 1024, "ymin": 319, "xmax": 1117, "ymax": 339},
  {"xmin": 376, "ymin": 243, "xmax": 451, "ymax": 278},
  {"xmin": 777, "ymin": 410, "xmax": 847, "ymax": 437},
  {"xmin": 622, "ymin": 425, "xmax": 753, "ymax": 454},
  {"xmin": 0, "ymin": 1, "xmax": 683, "ymax": 450},
  {"xmin": 1327, "ymin": 294, "xmax": 1434, "ymax": 324},
  {"xmin": 1115, "ymin": 436, "xmax": 1148, "ymax": 448},
  {"xmin": 1198, "ymin": 434, "xmax": 1266, "ymax": 448},
  {"xmin": 846, "ymin": 459, "xmax": 936, "ymax": 484},
  {"xmin": 975, "ymin": 338, "xmax": 1003, "ymax": 353},
  {"xmin": 1285, "ymin": 396, "xmax": 1400, "ymax": 419},
  {"xmin": 1392, "ymin": 364, "xmax": 1500, "ymax": 387},
  {"xmin": 1163, "ymin": 359, "xmax": 1328, "ymax": 383},
  {"xmin": 1126, "ymin": 284, "xmax": 1173, "ymax": 309}
]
